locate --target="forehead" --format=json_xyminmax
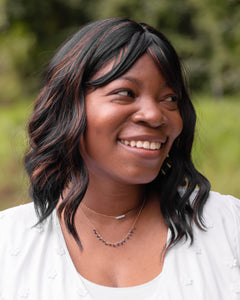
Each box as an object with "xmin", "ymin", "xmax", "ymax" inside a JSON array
[{"xmin": 91, "ymin": 53, "xmax": 168, "ymax": 87}]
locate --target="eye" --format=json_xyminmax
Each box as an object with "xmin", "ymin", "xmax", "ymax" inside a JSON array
[
  {"xmin": 163, "ymin": 96, "xmax": 178, "ymax": 102},
  {"xmin": 159, "ymin": 95, "xmax": 179, "ymax": 110},
  {"xmin": 115, "ymin": 89, "xmax": 135, "ymax": 98}
]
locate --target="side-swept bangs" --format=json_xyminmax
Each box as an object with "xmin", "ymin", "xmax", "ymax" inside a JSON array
[{"xmin": 85, "ymin": 23, "xmax": 184, "ymax": 101}]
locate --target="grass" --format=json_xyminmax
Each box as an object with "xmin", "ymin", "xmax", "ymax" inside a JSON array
[
  {"xmin": 0, "ymin": 95, "xmax": 239, "ymax": 211},
  {"xmin": 0, "ymin": 100, "xmax": 33, "ymax": 210},
  {"xmin": 193, "ymin": 95, "xmax": 240, "ymax": 197}
]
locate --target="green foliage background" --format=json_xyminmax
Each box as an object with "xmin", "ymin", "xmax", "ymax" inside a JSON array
[{"xmin": 0, "ymin": 0, "xmax": 240, "ymax": 210}]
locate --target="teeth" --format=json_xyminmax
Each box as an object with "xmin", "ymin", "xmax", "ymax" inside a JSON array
[
  {"xmin": 150, "ymin": 143, "xmax": 155, "ymax": 150},
  {"xmin": 136, "ymin": 141, "xmax": 143, "ymax": 148},
  {"xmin": 121, "ymin": 140, "xmax": 161, "ymax": 150},
  {"xmin": 143, "ymin": 141, "xmax": 150, "ymax": 149}
]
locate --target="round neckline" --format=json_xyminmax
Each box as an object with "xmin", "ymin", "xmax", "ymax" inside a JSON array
[
  {"xmin": 79, "ymin": 266, "xmax": 163, "ymax": 291},
  {"xmin": 53, "ymin": 209, "xmax": 171, "ymax": 290}
]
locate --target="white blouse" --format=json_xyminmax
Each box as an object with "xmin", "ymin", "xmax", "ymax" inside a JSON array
[{"xmin": 0, "ymin": 191, "xmax": 240, "ymax": 300}]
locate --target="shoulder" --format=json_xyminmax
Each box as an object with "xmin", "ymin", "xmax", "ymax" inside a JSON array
[
  {"xmin": 0, "ymin": 203, "xmax": 39, "ymax": 255},
  {"xmin": 0, "ymin": 203, "xmax": 54, "ymax": 260},
  {"xmin": 203, "ymin": 191, "xmax": 240, "ymax": 222},
  {"xmin": 0, "ymin": 203, "xmax": 57, "ymax": 294},
  {"xmin": 0, "ymin": 202, "xmax": 38, "ymax": 234},
  {"xmin": 200, "ymin": 191, "xmax": 240, "ymax": 261},
  {"xmin": 0, "ymin": 204, "xmax": 79, "ymax": 298},
  {"xmin": 0, "ymin": 201, "xmax": 37, "ymax": 218}
]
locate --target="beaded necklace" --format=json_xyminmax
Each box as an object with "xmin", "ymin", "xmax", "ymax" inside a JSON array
[{"xmin": 80, "ymin": 199, "xmax": 146, "ymax": 247}]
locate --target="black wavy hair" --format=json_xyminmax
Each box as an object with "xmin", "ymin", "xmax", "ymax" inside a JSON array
[{"xmin": 24, "ymin": 18, "xmax": 210, "ymax": 249}]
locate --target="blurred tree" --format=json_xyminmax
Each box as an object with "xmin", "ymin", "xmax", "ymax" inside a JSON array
[
  {"xmin": 188, "ymin": 0, "xmax": 240, "ymax": 98},
  {"xmin": 0, "ymin": 23, "xmax": 36, "ymax": 103},
  {"xmin": 2, "ymin": 0, "xmax": 93, "ymax": 95},
  {"xmin": 1, "ymin": 0, "xmax": 240, "ymax": 103}
]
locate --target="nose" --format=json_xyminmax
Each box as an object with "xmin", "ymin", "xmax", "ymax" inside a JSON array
[{"xmin": 131, "ymin": 98, "xmax": 167, "ymax": 128}]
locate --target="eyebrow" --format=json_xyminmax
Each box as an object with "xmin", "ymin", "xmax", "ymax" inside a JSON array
[
  {"xmin": 120, "ymin": 76, "xmax": 169, "ymax": 90},
  {"xmin": 120, "ymin": 76, "xmax": 142, "ymax": 86}
]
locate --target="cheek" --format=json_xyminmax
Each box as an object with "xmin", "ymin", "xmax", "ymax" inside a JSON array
[
  {"xmin": 86, "ymin": 104, "xmax": 119, "ymax": 132},
  {"xmin": 79, "ymin": 113, "xmax": 116, "ymax": 159},
  {"xmin": 170, "ymin": 112, "xmax": 183, "ymax": 139}
]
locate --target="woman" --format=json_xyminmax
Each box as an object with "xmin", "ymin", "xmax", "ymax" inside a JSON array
[{"xmin": 0, "ymin": 18, "xmax": 239, "ymax": 300}]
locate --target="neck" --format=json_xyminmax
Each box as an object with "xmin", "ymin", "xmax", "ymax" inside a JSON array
[{"xmin": 81, "ymin": 174, "xmax": 146, "ymax": 216}]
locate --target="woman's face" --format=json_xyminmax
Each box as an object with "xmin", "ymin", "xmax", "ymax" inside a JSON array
[{"xmin": 80, "ymin": 53, "xmax": 183, "ymax": 185}]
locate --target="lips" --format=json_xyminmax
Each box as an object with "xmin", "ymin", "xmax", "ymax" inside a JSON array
[{"xmin": 120, "ymin": 139, "xmax": 161, "ymax": 150}]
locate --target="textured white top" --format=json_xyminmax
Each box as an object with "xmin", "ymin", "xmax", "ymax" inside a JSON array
[{"xmin": 0, "ymin": 191, "xmax": 240, "ymax": 300}]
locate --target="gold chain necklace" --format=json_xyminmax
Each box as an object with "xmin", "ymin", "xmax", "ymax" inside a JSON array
[
  {"xmin": 80, "ymin": 199, "xmax": 146, "ymax": 247},
  {"xmin": 81, "ymin": 201, "xmax": 141, "ymax": 220}
]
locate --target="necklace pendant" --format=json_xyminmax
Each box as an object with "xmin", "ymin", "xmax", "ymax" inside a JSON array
[{"xmin": 115, "ymin": 214, "xmax": 126, "ymax": 220}]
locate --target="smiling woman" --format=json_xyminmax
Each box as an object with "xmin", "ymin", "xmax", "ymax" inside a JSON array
[
  {"xmin": 81, "ymin": 54, "xmax": 183, "ymax": 185},
  {"xmin": 0, "ymin": 18, "xmax": 240, "ymax": 300}
]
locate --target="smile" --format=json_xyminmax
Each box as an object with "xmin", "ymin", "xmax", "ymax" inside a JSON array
[{"xmin": 120, "ymin": 140, "xmax": 161, "ymax": 150}]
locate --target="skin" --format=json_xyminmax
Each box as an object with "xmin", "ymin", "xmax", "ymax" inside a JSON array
[{"xmin": 59, "ymin": 53, "xmax": 183, "ymax": 287}]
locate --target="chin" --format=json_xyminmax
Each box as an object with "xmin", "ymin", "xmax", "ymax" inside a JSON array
[{"xmin": 120, "ymin": 171, "xmax": 160, "ymax": 185}]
